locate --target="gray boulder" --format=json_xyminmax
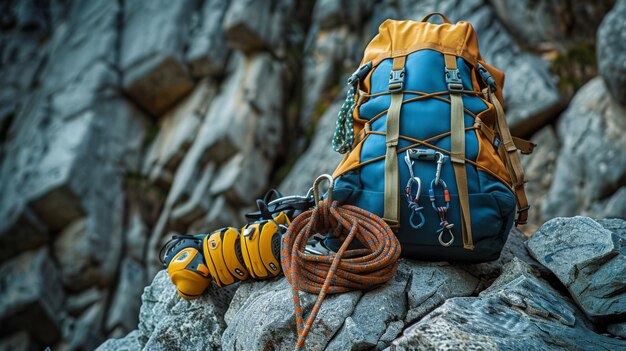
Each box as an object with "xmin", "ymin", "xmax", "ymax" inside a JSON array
[
  {"xmin": 139, "ymin": 272, "xmax": 225, "ymax": 350},
  {"xmin": 142, "ymin": 81, "xmax": 215, "ymax": 190},
  {"xmin": 223, "ymin": 279, "xmax": 362, "ymax": 351},
  {"xmin": 105, "ymin": 257, "xmax": 147, "ymax": 332},
  {"xmin": 597, "ymin": 0, "xmax": 626, "ymax": 105},
  {"xmin": 53, "ymin": 218, "xmax": 101, "ymax": 290},
  {"xmin": 96, "ymin": 270, "xmax": 229, "ymax": 351},
  {"xmin": 146, "ymin": 53, "xmax": 285, "ymax": 270},
  {"xmin": 491, "ymin": 0, "xmax": 614, "ymax": 49},
  {"xmin": 120, "ymin": 0, "xmax": 195, "ymax": 116},
  {"xmin": 0, "ymin": 332, "xmax": 38, "ymax": 351},
  {"xmin": 519, "ymin": 126, "xmax": 559, "ymax": 230},
  {"xmin": 280, "ymin": 99, "xmax": 344, "ymax": 195},
  {"xmin": 65, "ymin": 287, "xmax": 103, "ymax": 316},
  {"xmin": 609, "ymin": 322, "xmax": 626, "ymax": 339},
  {"xmin": 389, "ymin": 259, "xmax": 626, "ymax": 350},
  {"xmin": 222, "ymin": 259, "xmax": 477, "ymax": 351},
  {"xmin": 95, "ymin": 330, "xmax": 143, "ymax": 351},
  {"xmin": 542, "ymin": 77, "xmax": 626, "ymax": 219},
  {"xmin": 185, "ymin": 0, "xmax": 230, "ymax": 78},
  {"xmin": 527, "ymin": 217, "xmax": 626, "ymax": 322},
  {"xmin": 61, "ymin": 301, "xmax": 106, "ymax": 351},
  {"xmin": 222, "ymin": 0, "xmax": 294, "ymax": 53},
  {"xmin": 462, "ymin": 227, "xmax": 552, "ymax": 288},
  {"xmin": 0, "ymin": 249, "xmax": 64, "ymax": 345}
]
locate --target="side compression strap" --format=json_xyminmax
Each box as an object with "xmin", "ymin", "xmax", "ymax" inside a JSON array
[
  {"xmin": 383, "ymin": 56, "xmax": 407, "ymax": 226},
  {"xmin": 444, "ymin": 54, "xmax": 474, "ymax": 250},
  {"xmin": 488, "ymin": 90, "xmax": 530, "ymax": 225}
]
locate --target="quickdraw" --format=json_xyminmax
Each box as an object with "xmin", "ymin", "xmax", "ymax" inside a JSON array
[
  {"xmin": 428, "ymin": 151, "xmax": 455, "ymax": 247},
  {"xmin": 404, "ymin": 151, "xmax": 425, "ymax": 229}
]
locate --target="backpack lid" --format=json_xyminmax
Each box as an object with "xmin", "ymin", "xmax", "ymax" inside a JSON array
[
  {"xmin": 363, "ymin": 18, "xmax": 482, "ymax": 67},
  {"xmin": 360, "ymin": 17, "xmax": 505, "ymax": 103}
]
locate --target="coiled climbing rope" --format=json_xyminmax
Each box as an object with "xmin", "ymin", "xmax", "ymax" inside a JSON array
[{"xmin": 281, "ymin": 175, "xmax": 401, "ymax": 351}]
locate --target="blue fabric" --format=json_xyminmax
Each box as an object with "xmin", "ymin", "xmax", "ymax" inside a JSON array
[{"xmin": 333, "ymin": 49, "xmax": 516, "ymax": 262}]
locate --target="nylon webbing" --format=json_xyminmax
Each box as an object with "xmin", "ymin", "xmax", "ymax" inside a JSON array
[
  {"xmin": 488, "ymin": 91, "xmax": 529, "ymax": 225},
  {"xmin": 383, "ymin": 56, "xmax": 406, "ymax": 226},
  {"xmin": 444, "ymin": 54, "xmax": 473, "ymax": 249}
]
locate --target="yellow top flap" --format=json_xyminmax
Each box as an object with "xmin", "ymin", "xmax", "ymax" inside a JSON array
[
  {"xmin": 363, "ymin": 19, "xmax": 481, "ymax": 66},
  {"xmin": 360, "ymin": 18, "xmax": 505, "ymax": 103}
]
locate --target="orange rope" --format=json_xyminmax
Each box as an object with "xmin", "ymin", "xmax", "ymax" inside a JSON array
[{"xmin": 281, "ymin": 199, "xmax": 401, "ymax": 351}]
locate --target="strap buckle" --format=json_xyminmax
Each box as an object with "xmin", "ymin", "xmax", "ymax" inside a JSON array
[
  {"xmin": 445, "ymin": 68, "xmax": 463, "ymax": 92},
  {"xmin": 515, "ymin": 205, "xmax": 531, "ymax": 225},
  {"xmin": 388, "ymin": 68, "xmax": 405, "ymax": 93},
  {"xmin": 477, "ymin": 63, "xmax": 497, "ymax": 92},
  {"xmin": 347, "ymin": 61, "xmax": 373, "ymax": 86}
]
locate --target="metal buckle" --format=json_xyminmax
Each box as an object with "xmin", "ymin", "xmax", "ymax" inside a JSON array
[
  {"xmin": 388, "ymin": 68, "xmax": 405, "ymax": 92},
  {"xmin": 407, "ymin": 148, "xmax": 436, "ymax": 161},
  {"xmin": 445, "ymin": 68, "xmax": 463, "ymax": 92}
]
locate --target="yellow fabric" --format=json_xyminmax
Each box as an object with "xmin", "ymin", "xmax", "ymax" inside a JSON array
[
  {"xmin": 473, "ymin": 104, "xmax": 513, "ymax": 185},
  {"xmin": 362, "ymin": 19, "xmax": 482, "ymax": 68},
  {"xmin": 204, "ymin": 228, "xmax": 248, "ymax": 287},
  {"xmin": 332, "ymin": 130, "xmax": 366, "ymax": 178},
  {"xmin": 167, "ymin": 248, "xmax": 210, "ymax": 299},
  {"xmin": 240, "ymin": 220, "xmax": 282, "ymax": 279}
]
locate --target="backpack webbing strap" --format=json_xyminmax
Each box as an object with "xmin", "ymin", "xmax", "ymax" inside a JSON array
[
  {"xmin": 444, "ymin": 54, "xmax": 474, "ymax": 250},
  {"xmin": 474, "ymin": 118, "xmax": 536, "ymax": 155},
  {"xmin": 383, "ymin": 56, "xmax": 406, "ymax": 226},
  {"xmin": 488, "ymin": 90, "xmax": 530, "ymax": 225}
]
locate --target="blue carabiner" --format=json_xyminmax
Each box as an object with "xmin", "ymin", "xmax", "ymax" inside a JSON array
[
  {"xmin": 429, "ymin": 178, "xmax": 450, "ymax": 211},
  {"xmin": 405, "ymin": 176, "xmax": 425, "ymax": 229}
]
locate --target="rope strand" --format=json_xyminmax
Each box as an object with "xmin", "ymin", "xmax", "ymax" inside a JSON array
[{"xmin": 281, "ymin": 199, "xmax": 401, "ymax": 350}]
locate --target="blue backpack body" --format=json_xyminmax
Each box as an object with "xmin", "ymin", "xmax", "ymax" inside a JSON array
[{"xmin": 330, "ymin": 16, "xmax": 532, "ymax": 262}]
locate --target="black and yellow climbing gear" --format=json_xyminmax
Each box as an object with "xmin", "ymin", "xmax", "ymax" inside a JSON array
[
  {"xmin": 161, "ymin": 234, "xmax": 211, "ymax": 299},
  {"xmin": 161, "ymin": 193, "xmax": 299, "ymax": 299},
  {"xmin": 240, "ymin": 213, "xmax": 290, "ymax": 279},
  {"xmin": 203, "ymin": 227, "xmax": 249, "ymax": 287}
]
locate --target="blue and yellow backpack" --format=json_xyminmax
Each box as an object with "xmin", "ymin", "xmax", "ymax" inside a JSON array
[{"xmin": 331, "ymin": 13, "xmax": 534, "ymax": 262}]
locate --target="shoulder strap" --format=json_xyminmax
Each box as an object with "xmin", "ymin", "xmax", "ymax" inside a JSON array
[
  {"xmin": 488, "ymin": 91, "xmax": 530, "ymax": 225},
  {"xmin": 444, "ymin": 54, "xmax": 474, "ymax": 250}
]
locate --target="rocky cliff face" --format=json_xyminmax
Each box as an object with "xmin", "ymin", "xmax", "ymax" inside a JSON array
[
  {"xmin": 0, "ymin": 0, "xmax": 624, "ymax": 350},
  {"xmin": 97, "ymin": 219, "xmax": 626, "ymax": 351}
]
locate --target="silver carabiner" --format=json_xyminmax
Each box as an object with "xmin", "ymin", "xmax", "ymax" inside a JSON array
[
  {"xmin": 438, "ymin": 225, "xmax": 455, "ymax": 247},
  {"xmin": 405, "ymin": 176, "xmax": 422, "ymax": 201},
  {"xmin": 313, "ymin": 174, "xmax": 334, "ymax": 203},
  {"xmin": 405, "ymin": 176, "xmax": 425, "ymax": 229},
  {"xmin": 434, "ymin": 152, "xmax": 446, "ymax": 185},
  {"xmin": 404, "ymin": 150, "xmax": 415, "ymax": 179}
]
